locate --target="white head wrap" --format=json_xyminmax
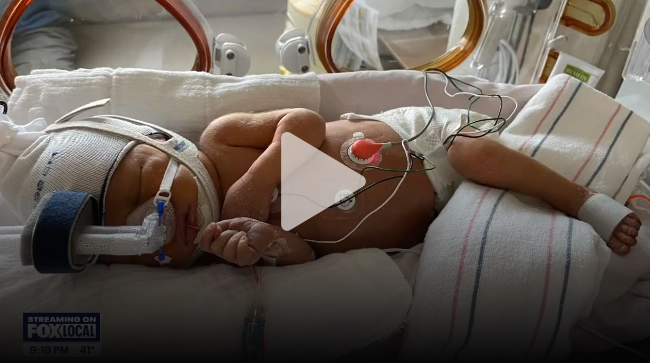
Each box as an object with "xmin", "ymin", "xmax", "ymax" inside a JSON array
[
  {"xmin": 0, "ymin": 99, "xmax": 220, "ymax": 265},
  {"xmin": 0, "ymin": 118, "xmax": 156, "ymax": 222}
]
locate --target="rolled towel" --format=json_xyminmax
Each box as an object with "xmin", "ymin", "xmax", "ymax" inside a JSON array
[
  {"xmin": 8, "ymin": 68, "xmax": 321, "ymax": 143},
  {"xmin": 500, "ymin": 74, "xmax": 650, "ymax": 203}
]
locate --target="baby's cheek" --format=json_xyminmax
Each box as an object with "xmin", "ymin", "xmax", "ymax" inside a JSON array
[{"xmin": 166, "ymin": 244, "xmax": 198, "ymax": 267}]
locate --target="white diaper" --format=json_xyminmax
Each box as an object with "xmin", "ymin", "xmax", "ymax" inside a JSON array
[{"xmin": 342, "ymin": 106, "xmax": 497, "ymax": 212}]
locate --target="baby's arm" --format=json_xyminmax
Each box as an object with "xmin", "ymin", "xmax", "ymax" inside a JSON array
[
  {"xmin": 446, "ymin": 136, "xmax": 640, "ymax": 256},
  {"xmin": 201, "ymin": 218, "xmax": 315, "ymax": 266},
  {"xmin": 201, "ymin": 109, "xmax": 326, "ymax": 221}
]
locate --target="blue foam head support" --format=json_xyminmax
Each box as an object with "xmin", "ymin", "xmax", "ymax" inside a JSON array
[{"xmin": 30, "ymin": 191, "xmax": 98, "ymax": 274}]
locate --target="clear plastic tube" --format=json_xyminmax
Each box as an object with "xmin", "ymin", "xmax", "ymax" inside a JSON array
[{"xmin": 242, "ymin": 284, "xmax": 265, "ymax": 362}]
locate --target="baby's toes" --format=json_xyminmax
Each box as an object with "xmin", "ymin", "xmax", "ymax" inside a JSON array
[
  {"xmin": 623, "ymin": 214, "xmax": 641, "ymax": 231},
  {"xmin": 608, "ymin": 237, "xmax": 631, "ymax": 255},
  {"xmin": 611, "ymin": 214, "xmax": 639, "ymax": 248},
  {"xmin": 619, "ymin": 222, "xmax": 639, "ymax": 238},
  {"xmin": 614, "ymin": 230, "xmax": 637, "ymax": 246}
]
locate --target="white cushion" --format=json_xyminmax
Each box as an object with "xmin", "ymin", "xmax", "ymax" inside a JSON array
[{"xmin": 0, "ymin": 248, "xmax": 411, "ymax": 361}]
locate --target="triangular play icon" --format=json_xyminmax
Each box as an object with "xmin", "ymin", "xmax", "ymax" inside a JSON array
[{"xmin": 280, "ymin": 132, "xmax": 366, "ymax": 231}]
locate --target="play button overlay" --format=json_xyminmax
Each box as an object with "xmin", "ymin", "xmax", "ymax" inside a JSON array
[{"xmin": 280, "ymin": 132, "xmax": 366, "ymax": 231}]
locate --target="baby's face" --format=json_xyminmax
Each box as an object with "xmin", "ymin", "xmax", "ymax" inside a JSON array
[{"xmin": 101, "ymin": 142, "xmax": 220, "ymax": 267}]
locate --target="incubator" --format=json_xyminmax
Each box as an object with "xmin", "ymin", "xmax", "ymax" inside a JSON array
[
  {"xmin": 0, "ymin": 1, "xmax": 650, "ymax": 361},
  {"xmin": 0, "ymin": 0, "xmax": 644, "ymax": 97},
  {"xmin": 617, "ymin": 1, "xmax": 650, "ymax": 121}
]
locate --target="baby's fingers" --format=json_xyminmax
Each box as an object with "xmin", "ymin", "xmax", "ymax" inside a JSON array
[
  {"xmin": 200, "ymin": 223, "xmax": 223, "ymax": 253},
  {"xmin": 208, "ymin": 229, "xmax": 240, "ymax": 258},
  {"xmin": 215, "ymin": 230, "xmax": 260, "ymax": 266},
  {"xmin": 216, "ymin": 218, "xmax": 255, "ymax": 233},
  {"xmin": 236, "ymin": 235, "xmax": 260, "ymax": 266},
  {"xmin": 222, "ymin": 231, "xmax": 247, "ymax": 263}
]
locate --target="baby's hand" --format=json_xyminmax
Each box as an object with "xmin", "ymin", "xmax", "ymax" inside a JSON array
[
  {"xmin": 221, "ymin": 175, "xmax": 274, "ymax": 222},
  {"xmin": 200, "ymin": 218, "xmax": 276, "ymax": 266}
]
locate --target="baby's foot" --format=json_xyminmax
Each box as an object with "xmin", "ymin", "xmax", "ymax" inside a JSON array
[
  {"xmin": 577, "ymin": 193, "xmax": 642, "ymax": 256},
  {"xmin": 607, "ymin": 213, "xmax": 641, "ymax": 256}
]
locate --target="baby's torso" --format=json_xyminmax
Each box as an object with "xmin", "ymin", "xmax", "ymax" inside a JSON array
[{"xmin": 210, "ymin": 119, "xmax": 437, "ymax": 256}]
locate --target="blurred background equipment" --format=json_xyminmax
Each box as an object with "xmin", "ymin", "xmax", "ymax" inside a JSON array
[{"xmin": 0, "ymin": 0, "xmax": 648, "ymax": 98}]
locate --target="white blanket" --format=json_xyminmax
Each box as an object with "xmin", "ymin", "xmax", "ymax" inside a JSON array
[{"xmin": 0, "ymin": 249, "xmax": 412, "ymax": 361}]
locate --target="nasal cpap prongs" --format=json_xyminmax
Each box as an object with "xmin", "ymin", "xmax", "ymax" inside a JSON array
[{"xmin": 0, "ymin": 191, "xmax": 175, "ymax": 274}]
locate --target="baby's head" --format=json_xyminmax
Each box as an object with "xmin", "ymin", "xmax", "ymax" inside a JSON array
[{"xmin": 0, "ymin": 114, "xmax": 221, "ymax": 268}]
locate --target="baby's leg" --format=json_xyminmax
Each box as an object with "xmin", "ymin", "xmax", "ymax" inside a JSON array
[{"xmin": 447, "ymin": 136, "xmax": 640, "ymax": 255}]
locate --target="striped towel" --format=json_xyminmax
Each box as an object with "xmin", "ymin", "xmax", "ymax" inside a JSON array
[
  {"xmin": 500, "ymin": 74, "xmax": 650, "ymax": 203},
  {"xmin": 399, "ymin": 76, "xmax": 650, "ymax": 362},
  {"xmin": 400, "ymin": 182, "xmax": 610, "ymax": 362}
]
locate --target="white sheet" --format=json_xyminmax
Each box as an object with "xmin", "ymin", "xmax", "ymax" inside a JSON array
[
  {"xmin": 0, "ymin": 194, "xmax": 19, "ymax": 226},
  {"xmin": 0, "ymin": 248, "xmax": 412, "ymax": 361}
]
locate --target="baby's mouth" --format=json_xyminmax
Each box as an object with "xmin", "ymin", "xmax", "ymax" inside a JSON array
[{"xmin": 186, "ymin": 223, "xmax": 200, "ymax": 245}]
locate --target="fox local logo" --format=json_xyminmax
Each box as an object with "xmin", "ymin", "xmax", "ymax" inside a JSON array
[{"xmin": 24, "ymin": 313, "xmax": 100, "ymax": 342}]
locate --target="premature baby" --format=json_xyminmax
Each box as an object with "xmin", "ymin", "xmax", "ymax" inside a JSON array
[{"xmin": 0, "ymin": 104, "xmax": 641, "ymax": 269}]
